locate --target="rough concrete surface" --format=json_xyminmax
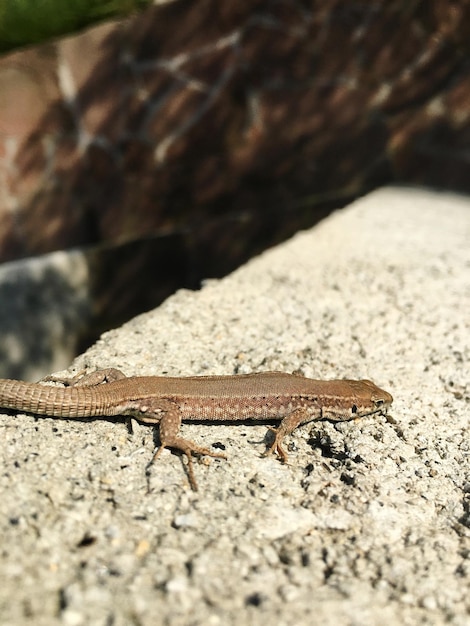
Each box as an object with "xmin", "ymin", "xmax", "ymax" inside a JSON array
[{"xmin": 0, "ymin": 187, "xmax": 469, "ymax": 626}]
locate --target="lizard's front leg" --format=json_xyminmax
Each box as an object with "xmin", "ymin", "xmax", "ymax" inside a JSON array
[
  {"xmin": 265, "ymin": 407, "xmax": 320, "ymax": 463},
  {"xmin": 137, "ymin": 399, "xmax": 227, "ymax": 491}
]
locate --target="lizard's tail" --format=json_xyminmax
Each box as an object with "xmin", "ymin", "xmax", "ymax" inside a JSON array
[{"xmin": 0, "ymin": 379, "xmax": 106, "ymax": 418}]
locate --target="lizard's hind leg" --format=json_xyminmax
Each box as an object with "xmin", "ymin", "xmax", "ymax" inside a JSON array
[{"xmin": 142, "ymin": 401, "xmax": 226, "ymax": 491}]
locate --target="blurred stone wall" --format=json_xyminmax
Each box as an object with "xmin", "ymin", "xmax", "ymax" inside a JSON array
[{"xmin": 0, "ymin": 0, "xmax": 468, "ymax": 275}]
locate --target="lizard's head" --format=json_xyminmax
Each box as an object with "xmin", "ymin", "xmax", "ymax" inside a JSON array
[{"xmin": 322, "ymin": 379, "xmax": 393, "ymax": 421}]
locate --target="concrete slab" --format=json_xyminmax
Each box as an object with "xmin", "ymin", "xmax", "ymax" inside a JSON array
[{"xmin": 1, "ymin": 187, "xmax": 469, "ymax": 625}]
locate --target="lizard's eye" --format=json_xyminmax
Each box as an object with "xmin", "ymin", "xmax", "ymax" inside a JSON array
[
  {"xmin": 351, "ymin": 404, "xmax": 357, "ymax": 414},
  {"xmin": 374, "ymin": 399, "xmax": 384, "ymax": 407}
]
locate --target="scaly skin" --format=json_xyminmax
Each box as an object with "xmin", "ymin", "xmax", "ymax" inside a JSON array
[{"xmin": 0, "ymin": 369, "xmax": 393, "ymax": 489}]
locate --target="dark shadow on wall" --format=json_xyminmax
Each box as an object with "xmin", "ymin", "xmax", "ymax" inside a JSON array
[
  {"xmin": 0, "ymin": 235, "xmax": 190, "ymax": 380},
  {"xmin": 0, "ymin": 254, "xmax": 91, "ymax": 381}
]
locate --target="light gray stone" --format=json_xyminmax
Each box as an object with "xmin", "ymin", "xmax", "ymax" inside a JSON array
[{"xmin": 0, "ymin": 187, "xmax": 469, "ymax": 625}]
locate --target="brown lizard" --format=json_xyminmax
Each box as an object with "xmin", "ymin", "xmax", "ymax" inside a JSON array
[{"xmin": 0, "ymin": 369, "xmax": 393, "ymax": 490}]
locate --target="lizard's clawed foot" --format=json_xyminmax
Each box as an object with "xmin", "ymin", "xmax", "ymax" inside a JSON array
[
  {"xmin": 147, "ymin": 439, "xmax": 227, "ymax": 491},
  {"xmin": 263, "ymin": 426, "xmax": 289, "ymax": 464}
]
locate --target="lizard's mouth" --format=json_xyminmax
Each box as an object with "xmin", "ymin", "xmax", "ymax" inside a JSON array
[
  {"xmin": 373, "ymin": 394, "xmax": 393, "ymax": 415},
  {"xmin": 366, "ymin": 405, "xmax": 390, "ymax": 418}
]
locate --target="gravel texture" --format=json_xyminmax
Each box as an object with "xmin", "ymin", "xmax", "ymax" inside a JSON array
[{"xmin": 0, "ymin": 187, "xmax": 469, "ymax": 626}]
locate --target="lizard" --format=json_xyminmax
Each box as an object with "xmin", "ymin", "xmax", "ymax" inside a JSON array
[{"xmin": 0, "ymin": 369, "xmax": 393, "ymax": 490}]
